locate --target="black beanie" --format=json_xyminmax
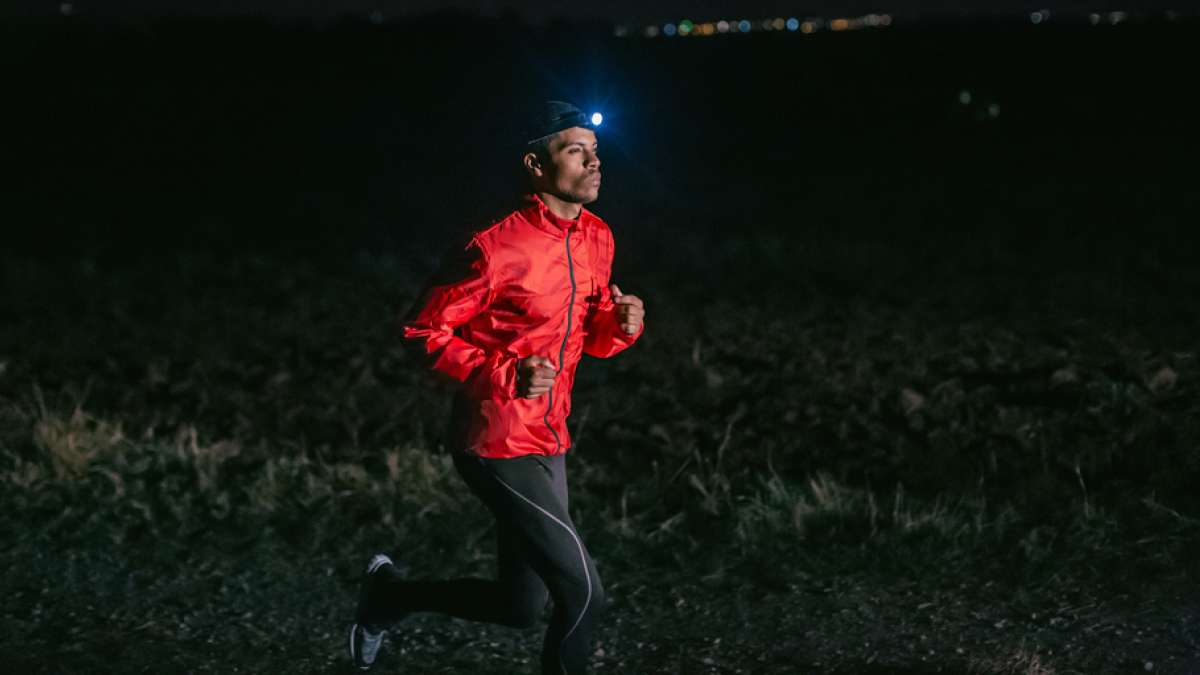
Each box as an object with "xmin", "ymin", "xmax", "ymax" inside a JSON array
[{"xmin": 521, "ymin": 100, "xmax": 596, "ymax": 145}]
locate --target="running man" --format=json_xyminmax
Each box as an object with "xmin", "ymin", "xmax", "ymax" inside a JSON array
[{"xmin": 349, "ymin": 100, "xmax": 646, "ymax": 674}]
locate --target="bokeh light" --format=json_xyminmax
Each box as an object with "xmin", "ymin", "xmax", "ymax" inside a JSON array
[
  {"xmin": 786, "ymin": 17, "xmax": 800, "ymax": 31},
  {"xmin": 591, "ymin": 112, "xmax": 603, "ymax": 126},
  {"xmin": 738, "ymin": 19, "xmax": 752, "ymax": 33},
  {"xmin": 678, "ymin": 19, "xmax": 694, "ymax": 35},
  {"xmin": 663, "ymin": 22, "xmax": 677, "ymax": 36}
]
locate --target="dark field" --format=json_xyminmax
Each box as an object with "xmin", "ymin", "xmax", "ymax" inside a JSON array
[{"xmin": 2, "ymin": 13, "xmax": 1199, "ymax": 674}]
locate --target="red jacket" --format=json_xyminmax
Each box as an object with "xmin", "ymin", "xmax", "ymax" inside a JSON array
[{"xmin": 403, "ymin": 194, "xmax": 644, "ymax": 458}]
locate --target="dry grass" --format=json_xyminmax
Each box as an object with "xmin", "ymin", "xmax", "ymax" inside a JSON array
[{"xmin": 1, "ymin": 246, "xmax": 1197, "ymax": 672}]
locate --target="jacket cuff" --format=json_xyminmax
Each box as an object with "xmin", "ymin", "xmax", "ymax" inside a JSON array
[
  {"xmin": 468, "ymin": 351, "xmax": 519, "ymax": 401},
  {"xmin": 584, "ymin": 306, "xmax": 644, "ymax": 358}
]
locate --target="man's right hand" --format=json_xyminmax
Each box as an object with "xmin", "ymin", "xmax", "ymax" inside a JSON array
[{"xmin": 516, "ymin": 355, "xmax": 556, "ymax": 399}]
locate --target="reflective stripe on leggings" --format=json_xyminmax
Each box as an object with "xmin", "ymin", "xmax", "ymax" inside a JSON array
[{"xmin": 488, "ymin": 473, "xmax": 591, "ymax": 675}]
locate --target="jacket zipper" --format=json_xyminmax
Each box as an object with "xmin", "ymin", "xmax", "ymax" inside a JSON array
[{"xmin": 545, "ymin": 228, "xmax": 576, "ymax": 454}]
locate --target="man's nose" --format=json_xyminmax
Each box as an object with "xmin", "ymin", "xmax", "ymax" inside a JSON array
[{"xmin": 587, "ymin": 152, "xmax": 601, "ymax": 169}]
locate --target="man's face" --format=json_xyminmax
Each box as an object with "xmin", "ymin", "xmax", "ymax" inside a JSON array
[{"xmin": 527, "ymin": 127, "xmax": 601, "ymax": 204}]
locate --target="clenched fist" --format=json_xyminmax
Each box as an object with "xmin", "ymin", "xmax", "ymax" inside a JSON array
[
  {"xmin": 516, "ymin": 355, "xmax": 557, "ymax": 399},
  {"xmin": 610, "ymin": 284, "xmax": 645, "ymax": 336}
]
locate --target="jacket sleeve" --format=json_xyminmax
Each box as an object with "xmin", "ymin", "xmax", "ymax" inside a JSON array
[
  {"xmin": 582, "ymin": 230, "xmax": 644, "ymax": 358},
  {"xmin": 400, "ymin": 239, "xmax": 518, "ymax": 398}
]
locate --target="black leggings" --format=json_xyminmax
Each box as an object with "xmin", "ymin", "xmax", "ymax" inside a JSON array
[{"xmin": 376, "ymin": 452, "xmax": 605, "ymax": 675}]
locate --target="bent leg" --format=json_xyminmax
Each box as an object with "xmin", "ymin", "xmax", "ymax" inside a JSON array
[
  {"xmin": 475, "ymin": 454, "xmax": 606, "ymax": 675},
  {"xmin": 368, "ymin": 457, "xmax": 549, "ymax": 627}
]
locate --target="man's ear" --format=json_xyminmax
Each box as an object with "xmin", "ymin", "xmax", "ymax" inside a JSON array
[{"xmin": 523, "ymin": 151, "xmax": 543, "ymax": 178}]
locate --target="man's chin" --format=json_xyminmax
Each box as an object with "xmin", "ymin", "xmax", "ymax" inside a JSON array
[{"xmin": 553, "ymin": 187, "xmax": 599, "ymax": 205}]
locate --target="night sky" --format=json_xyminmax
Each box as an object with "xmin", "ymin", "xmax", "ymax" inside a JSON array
[{"xmin": 3, "ymin": 0, "xmax": 1182, "ymax": 23}]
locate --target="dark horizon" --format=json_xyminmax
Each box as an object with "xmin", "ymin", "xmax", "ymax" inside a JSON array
[{"xmin": 3, "ymin": 0, "xmax": 1191, "ymax": 25}]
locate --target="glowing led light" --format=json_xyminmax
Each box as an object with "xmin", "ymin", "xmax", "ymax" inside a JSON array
[
  {"xmin": 880, "ymin": 14, "xmax": 892, "ymax": 26},
  {"xmin": 987, "ymin": 103, "xmax": 1000, "ymax": 118},
  {"xmin": 663, "ymin": 23, "xmax": 677, "ymax": 36},
  {"xmin": 959, "ymin": 90, "xmax": 972, "ymax": 105},
  {"xmin": 1109, "ymin": 11, "xmax": 1126, "ymax": 25},
  {"xmin": 679, "ymin": 19, "xmax": 694, "ymax": 35},
  {"xmin": 700, "ymin": 22, "xmax": 715, "ymax": 36},
  {"xmin": 786, "ymin": 17, "xmax": 800, "ymax": 31},
  {"xmin": 645, "ymin": 24, "xmax": 660, "ymax": 37},
  {"xmin": 613, "ymin": 24, "xmax": 629, "ymax": 37},
  {"xmin": 761, "ymin": 19, "xmax": 774, "ymax": 31},
  {"xmin": 801, "ymin": 21, "xmax": 816, "ymax": 33},
  {"xmin": 830, "ymin": 18, "xmax": 849, "ymax": 31},
  {"xmin": 1030, "ymin": 11, "xmax": 1044, "ymax": 24},
  {"xmin": 1088, "ymin": 13, "xmax": 1101, "ymax": 25},
  {"xmin": 591, "ymin": 112, "xmax": 603, "ymax": 126},
  {"xmin": 738, "ymin": 19, "xmax": 751, "ymax": 32},
  {"xmin": 60, "ymin": 2, "xmax": 74, "ymax": 15},
  {"xmin": 717, "ymin": 20, "xmax": 730, "ymax": 33},
  {"xmin": 772, "ymin": 17, "xmax": 786, "ymax": 30}
]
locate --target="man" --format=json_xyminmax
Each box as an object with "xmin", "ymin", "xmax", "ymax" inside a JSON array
[{"xmin": 349, "ymin": 100, "xmax": 646, "ymax": 674}]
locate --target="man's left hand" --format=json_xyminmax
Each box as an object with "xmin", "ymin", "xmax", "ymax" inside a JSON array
[{"xmin": 610, "ymin": 284, "xmax": 645, "ymax": 336}]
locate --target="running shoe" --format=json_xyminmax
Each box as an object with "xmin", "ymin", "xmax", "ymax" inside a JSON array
[{"xmin": 349, "ymin": 553, "xmax": 393, "ymax": 670}]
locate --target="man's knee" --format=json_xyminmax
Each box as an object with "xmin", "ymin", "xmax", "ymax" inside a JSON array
[
  {"xmin": 553, "ymin": 567, "xmax": 605, "ymax": 620},
  {"xmin": 586, "ymin": 574, "xmax": 606, "ymax": 619},
  {"xmin": 504, "ymin": 586, "xmax": 550, "ymax": 628}
]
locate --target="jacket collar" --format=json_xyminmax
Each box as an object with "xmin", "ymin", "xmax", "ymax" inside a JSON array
[{"xmin": 522, "ymin": 193, "xmax": 587, "ymax": 236}]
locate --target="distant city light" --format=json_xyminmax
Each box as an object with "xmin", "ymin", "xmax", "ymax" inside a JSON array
[
  {"xmin": 629, "ymin": 11, "xmax": 896, "ymax": 40},
  {"xmin": 591, "ymin": 112, "xmax": 603, "ymax": 126}
]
